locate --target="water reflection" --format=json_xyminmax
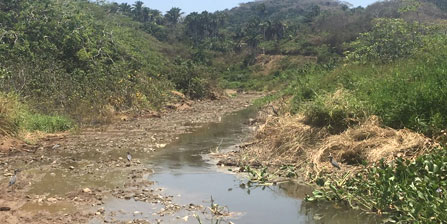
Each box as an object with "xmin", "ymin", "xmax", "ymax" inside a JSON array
[{"xmin": 147, "ymin": 107, "xmax": 379, "ymax": 224}]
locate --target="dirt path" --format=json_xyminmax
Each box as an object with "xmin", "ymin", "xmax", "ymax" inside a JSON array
[{"xmin": 0, "ymin": 92, "xmax": 261, "ymax": 224}]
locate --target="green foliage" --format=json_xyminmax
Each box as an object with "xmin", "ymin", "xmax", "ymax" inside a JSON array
[
  {"xmin": 0, "ymin": 0, "xmax": 177, "ymax": 122},
  {"xmin": 307, "ymin": 148, "xmax": 447, "ymax": 223},
  {"xmin": 346, "ymin": 18, "xmax": 425, "ymax": 64},
  {"xmin": 19, "ymin": 113, "xmax": 74, "ymax": 133},
  {"xmin": 285, "ymin": 34, "xmax": 447, "ymax": 136},
  {"xmin": 0, "ymin": 93, "xmax": 73, "ymax": 135},
  {"xmin": 244, "ymin": 166, "xmax": 271, "ymax": 183},
  {"xmin": 169, "ymin": 59, "xmax": 216, "ymax": 99},
  {"xmin": 301, "ymin": 89, "xmax": 367, "ymax": 133}
]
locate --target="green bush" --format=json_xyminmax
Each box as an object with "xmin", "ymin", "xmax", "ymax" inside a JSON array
[
  {"xmin": 285, "ymin": 34, "xmax": 447, "ymax": 136},
  {"xmin": 169, "ymin": 59, "xmax": 216, "ymax": 99},
  {"xmin": 301, "ymin": 89, "xmax": 367, "ymax": 133},
  {"xmin": 346, "ymin": 18, "xmax": 425, "ymax": 64}
]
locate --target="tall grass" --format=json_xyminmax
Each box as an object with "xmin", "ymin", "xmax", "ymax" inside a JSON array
[
  {"xmin": 284, "ymin": 35, "xmax": 447, "ymax": 136},
  {"xmin": 0, "ymin": 93, "xmax": 74, "ymax": 136}
]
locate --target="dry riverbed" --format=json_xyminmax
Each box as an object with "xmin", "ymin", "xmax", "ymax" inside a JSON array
[{"xmin": 0, "ymin": 92, "xmax": 261, "ymax": 224}]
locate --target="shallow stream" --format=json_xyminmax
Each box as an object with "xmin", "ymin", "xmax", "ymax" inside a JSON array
[{"xmin": 101, "ymin": 107, "xmax": 378, "ymax": 224}]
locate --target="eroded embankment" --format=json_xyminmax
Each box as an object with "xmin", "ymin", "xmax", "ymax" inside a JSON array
[
  {"xmin": 0, "ymin": 92, "xmax": 261, "ymax": 224},
  {"xmin": 221, "ymin": 107, "xmax": 437, "ymax": 181}
]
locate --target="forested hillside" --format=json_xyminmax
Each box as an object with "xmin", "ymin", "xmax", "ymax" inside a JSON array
[
  {"xmin": 2, "ymin": 0, "xmax": 447, "ymax": 132},
  {"xmin": 0, "ymin": 0, "xmax": 218, "ymax": 134}
]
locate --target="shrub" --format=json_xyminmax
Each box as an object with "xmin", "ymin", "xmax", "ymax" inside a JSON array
[
  {"xmin": 302, "ymin": 89, "xmax": 368, "ymax": 133},
  {"xmin": 346, "ymin": 18, "xmax": 425, "ymax": 64}
]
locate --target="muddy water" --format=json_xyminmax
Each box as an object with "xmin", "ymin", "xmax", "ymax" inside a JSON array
[{"xmin": 101, "ymin": 107, "xmax": 379, "ymax": 224}]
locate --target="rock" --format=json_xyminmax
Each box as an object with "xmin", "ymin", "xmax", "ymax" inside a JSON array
[
  {"xmin": 97, "ymin": 207, "xmax": 105, "ymax": 214},
  {"xmin": 69, "ymin": 166, "xmax": 75, "ymax": 170},
  {"xmin": 133, "ymin": 211, "xmax": 142, "ymax": 215},
  {"xmin": 83, "ymin": 188, "xmax": 92, "ymax": 193},
  {"xmin": 177, "ymin": 104, "xmax": 192, "ymax": 111},
  {"xmin": 47, "ymin": 198, "xmax": 58, "ymax": 202},
  {"xmin": 52, "ymin": 144, "xmax": 61, "ymax": 150},
  {"xmin": 248, "ymin": 118, "xmax": 256, "ymax": 125},
  {"xmin": 156, "ymin": 143, "xmax": 167, "ymax": 149},
  {"xmin": 50, "ymin": 173, "xmax": 56, "ymax": 177},
  {"xmin": 0, "ymin": 207, "xmax": 11, "ymax": 211}
]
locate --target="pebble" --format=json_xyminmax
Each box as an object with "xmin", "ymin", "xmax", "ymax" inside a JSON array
[
  {"xmin": 52, "ymin": 144, "xmax": 61, "ymax": 150},
  {"xmin": 47, "ymin": 198, "xmax": 58, "ymax": 202}
]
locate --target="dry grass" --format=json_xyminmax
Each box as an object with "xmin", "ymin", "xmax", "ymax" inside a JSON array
[{"xmin": 236, "ymin": 112, "xmax": 435, "ymax": 181}]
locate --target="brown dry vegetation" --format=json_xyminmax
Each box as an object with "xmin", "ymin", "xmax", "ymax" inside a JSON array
[
  {"xmin": 251, "ymin": 55, "xmax": 317, "ymax": 76},
  {"xmin": 229, "ymin": 109, "xmax": 436, "ymax": 181}
]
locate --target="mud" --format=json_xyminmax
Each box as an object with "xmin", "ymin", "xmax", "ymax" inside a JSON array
[{"xmin": 0, "ymin": 92, "xmax": 261, "ymax": 224}]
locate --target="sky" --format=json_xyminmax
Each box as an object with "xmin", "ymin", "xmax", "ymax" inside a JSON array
[{"xmin": 113, "ymin": 0, "xmax": 380, "ymax": 14}]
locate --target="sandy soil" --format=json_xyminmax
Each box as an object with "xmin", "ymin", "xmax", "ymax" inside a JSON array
[{"xmin": 0, "ymin": 92, "xmax": 261, "ymax": 224}]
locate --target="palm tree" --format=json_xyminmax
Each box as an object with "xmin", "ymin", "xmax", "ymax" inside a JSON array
[
  {"xmin": 119, "ymin": 3, "xmax": 132, "ymax": 15},
  {"xmin": 132, "ymin": 1, "xmax": 144, "ymax": 22},
  {"xmin": 149, "ymin": 9, "xmax": 163, "ymax": 24},
  {"xmin": 165, "ymin": 7, "xmax": 183, "ymax": 26}
]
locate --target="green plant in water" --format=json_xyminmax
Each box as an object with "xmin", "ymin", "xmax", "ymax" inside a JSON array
[
  {"xmin": 306, "ymin": 148, "xmax": 447, "ymax": 223},
  {"xmin": 194, "ymin": 196, "xmax": 232, "ymax": 224},
  {"xmin": 245, "ymin": 166, "xmax": 271, "ymax": 183}
]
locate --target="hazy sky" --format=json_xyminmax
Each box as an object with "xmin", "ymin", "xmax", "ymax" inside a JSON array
[{"xmin": 113, "ymin": 0, "xmax": 380, "ymax": 14}]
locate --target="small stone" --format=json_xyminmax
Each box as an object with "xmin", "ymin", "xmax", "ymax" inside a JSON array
[
  {"xmin": 69, "ymin": 166, "xmax": 75, "ymax": 170},
  {"xmin": 50, "ymin": 173, "xmax": 56, "ymax": 177},
  {"xmin": 83, "ymin": 188, "xmax": 92, "ymax": 193},
  {"xmin": 97, "ymin": 207, "xmax": 105, "ymax": 214},
  {"xmin": 47, "ymin": 198, "xmax": 57, "ymax": 202},
  {"xmin": 52, "ymin": 144, "xmax": 61, "ymax": 150}
]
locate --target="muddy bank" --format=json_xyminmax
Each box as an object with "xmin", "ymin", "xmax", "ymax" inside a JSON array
[
  {"xmin": 219, "ymin": 106, "xmax": 436, "ymax": 182},
  {"xmin": 0, "ymin": 92, "xmax": 261, "ymax": 224}
]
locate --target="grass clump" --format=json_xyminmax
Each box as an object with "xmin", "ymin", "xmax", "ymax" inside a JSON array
[
  {"xmin": 19, "ymin": 113, "xmax": 74, "ymax": 133},
  {"xmin": 307, "ymin": 148, "xmax": 447, "ymax": 223},
  {"xmin": 301, "ymin": 89, "xmax": 367, "ymax": 134},
  {"xmin": 0, "ymin": 93, "xmax": 74, "ymax": 136}
]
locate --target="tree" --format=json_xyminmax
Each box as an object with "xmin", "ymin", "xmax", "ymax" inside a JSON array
[
  {"xmin": 119, "ymin": 3, "xmax": 132, "ymax": 15},
  {"xmin": 132, "ymin": 1, "xmax": 144, "ymax": 22},
  {"xmin": 164, "ymin": 7, "xmax": 183, "ymax": 26},
  {"xmin": 346, "ymin": 18, "xmax": 424, "ymax": 63}
]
